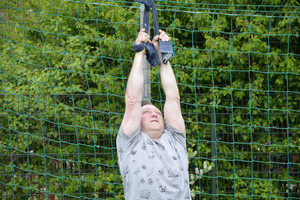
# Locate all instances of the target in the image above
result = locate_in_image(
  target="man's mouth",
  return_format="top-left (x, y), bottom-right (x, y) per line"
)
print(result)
top-left (151, 120), bottom-right (159, 123)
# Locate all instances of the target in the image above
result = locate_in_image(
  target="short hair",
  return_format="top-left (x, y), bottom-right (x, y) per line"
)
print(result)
top-left (141, 100), bottom-right (153, 107)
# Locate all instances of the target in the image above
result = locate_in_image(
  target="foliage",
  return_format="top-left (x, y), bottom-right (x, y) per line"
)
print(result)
top-left (0, 0), bottom-right (299, 199)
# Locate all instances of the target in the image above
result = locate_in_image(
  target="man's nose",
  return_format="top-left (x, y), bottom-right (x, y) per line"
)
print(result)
top-left (152, 111), bottom-right (157, 117)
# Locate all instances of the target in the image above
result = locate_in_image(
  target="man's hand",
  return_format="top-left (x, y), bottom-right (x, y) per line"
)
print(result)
top-left (135, 28), bottom-right (151, 45)
top-left (152, 30), bottom-right (171, 51)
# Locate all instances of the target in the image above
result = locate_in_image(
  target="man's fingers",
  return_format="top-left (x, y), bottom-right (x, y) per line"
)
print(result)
top-left (159, 31), bottom-right (166, 39)
top-left (158, 30), bottom-right (171, 41)
top-left (136, 30), bottom-right (150, 43)
top-left (144, 35), bottom-right (152, 43)
top-left (153, 35), bottom-right (159, 41)
top-left (139, 31), bottom-right (148, 37)
top-left (138, 29), bottom-right (148, 37)
top-left (137, 29), bottom-right (171, 43)
top-left (161, 35), bottom-right (169, 42)
top-left (162, 36), bottom-right (170, 42)
top-left (160, 34), bottom-right (170, 42)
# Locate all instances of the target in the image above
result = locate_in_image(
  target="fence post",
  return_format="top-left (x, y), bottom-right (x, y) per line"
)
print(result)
top-left (140, 4), bottom-right (151, 100)
top-left (210, 104), bottom-right (217, 200)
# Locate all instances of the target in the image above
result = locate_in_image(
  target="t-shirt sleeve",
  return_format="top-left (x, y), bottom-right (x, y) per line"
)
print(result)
top-left (116, 125), bottom-right (141, 152)
top-left (164, 122), bottom-right (187, 149)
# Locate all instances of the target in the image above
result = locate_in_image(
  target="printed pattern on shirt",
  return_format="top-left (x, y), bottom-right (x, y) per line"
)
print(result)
top-left (116, 124), bottom-right (191, 200)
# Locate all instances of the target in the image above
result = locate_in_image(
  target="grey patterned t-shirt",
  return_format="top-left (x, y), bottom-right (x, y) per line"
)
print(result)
top-left (117, 123), bottom-right (191, 200)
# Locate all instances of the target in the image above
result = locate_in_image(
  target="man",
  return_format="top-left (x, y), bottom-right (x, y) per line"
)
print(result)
top-left (117, 29), bottom-right (191, 200)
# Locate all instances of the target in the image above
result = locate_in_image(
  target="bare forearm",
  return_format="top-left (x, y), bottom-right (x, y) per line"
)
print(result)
top-left (159, 61), bottom-right (179, 99)
top-left (160, 58), bottom-right (185, 132)
top-left (126, 52), bottom-right (144, 100)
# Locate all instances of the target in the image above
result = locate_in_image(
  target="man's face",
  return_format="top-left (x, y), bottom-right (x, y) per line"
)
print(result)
top-left (141, 104), bottom-right (164, 137)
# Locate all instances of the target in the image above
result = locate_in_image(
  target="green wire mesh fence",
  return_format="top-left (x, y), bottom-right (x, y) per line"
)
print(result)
top-left (0, 0), bottom-right (299, 199)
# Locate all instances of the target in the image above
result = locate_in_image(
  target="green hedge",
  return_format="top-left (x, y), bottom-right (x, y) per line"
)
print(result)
top-left (0, 0), bottom-right (299, 199)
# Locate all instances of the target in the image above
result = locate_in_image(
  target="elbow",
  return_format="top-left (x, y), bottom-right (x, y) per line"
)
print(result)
top-left (125, 93), bottom-right (142, 105)
top-left (166, 93), bottom-right (180, 103)
top-left (166, 90), bottom-right (180, 101)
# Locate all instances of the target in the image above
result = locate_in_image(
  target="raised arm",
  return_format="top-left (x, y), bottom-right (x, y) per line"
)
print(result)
top-left (154, 30), bottom-right (185, 133)
top-left (160, 61), bottom-right (185, 133)
top-left (121, 29), bottom-right (150, 136)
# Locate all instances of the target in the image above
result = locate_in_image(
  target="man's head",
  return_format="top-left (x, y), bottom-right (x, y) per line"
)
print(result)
top-left (141, 100), bottom-right (164, 140)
